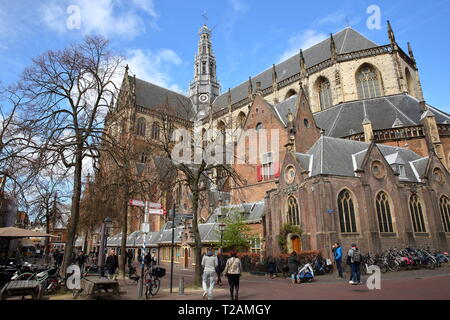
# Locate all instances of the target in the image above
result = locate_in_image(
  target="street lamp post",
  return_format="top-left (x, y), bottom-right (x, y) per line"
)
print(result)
top-left (169, 202), bottom-right (176, 294)
top-left (97, 217), bottom-right (113, 273)
top-left (135, 161), bottom-right (147, 299)
top-left (217, 212), bottom-right (226, 253)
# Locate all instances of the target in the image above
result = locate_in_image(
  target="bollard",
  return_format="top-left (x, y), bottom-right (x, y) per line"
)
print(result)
top-left (178, 276), bottom-right (185, 295)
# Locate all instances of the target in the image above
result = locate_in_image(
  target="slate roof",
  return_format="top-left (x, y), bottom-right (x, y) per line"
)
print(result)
top-left (298, 136), bottom-right (427, 182)
top-left (206, 201), bottom-right (265, 223)
top-left (212, 27), bottom-right (378, 112)
top-left (312, 94), bottom-right (450, 137)
top-left (131, 76), bottom-right (196, 120)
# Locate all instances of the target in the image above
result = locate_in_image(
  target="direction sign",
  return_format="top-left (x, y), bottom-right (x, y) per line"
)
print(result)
top-left (147, 202), bottom-right (162, 209)
top-left (129, 199), bottom-right (145, 207)
top-left (147, 208), bottom-right (166, 215)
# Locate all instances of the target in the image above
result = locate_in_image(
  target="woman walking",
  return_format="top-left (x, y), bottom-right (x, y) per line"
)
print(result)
top-left (223, 251), bottom-right (242, 300)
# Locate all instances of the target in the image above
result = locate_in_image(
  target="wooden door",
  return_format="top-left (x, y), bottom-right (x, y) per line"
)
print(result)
top-left (292, 236), bottom-right (301, 253)
top-left (184, 248), bottom-right (189, 268)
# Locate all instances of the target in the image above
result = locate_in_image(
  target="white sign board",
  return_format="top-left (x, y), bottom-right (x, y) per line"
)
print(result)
top-left (147, 202), bottom-right (162, 209)
top-left (146, 208), bottom-right (166, 215)
top-left (129, 199), bottom-right (145, 207)
top-left (141, 223), bottom-right (150, 233)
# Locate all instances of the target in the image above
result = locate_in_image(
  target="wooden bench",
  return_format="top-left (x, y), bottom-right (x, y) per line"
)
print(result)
top-left (80, 276), bottom-right (119, 298)
top-left (0, 280), bottom-right (42, 300)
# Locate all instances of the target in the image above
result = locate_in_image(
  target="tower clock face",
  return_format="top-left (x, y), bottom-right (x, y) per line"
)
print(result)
top-left (199, 94), bottom-right (209, 103)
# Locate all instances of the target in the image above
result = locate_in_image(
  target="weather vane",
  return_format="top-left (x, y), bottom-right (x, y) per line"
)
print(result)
top-left (202, 11), bottom-right (208, 25)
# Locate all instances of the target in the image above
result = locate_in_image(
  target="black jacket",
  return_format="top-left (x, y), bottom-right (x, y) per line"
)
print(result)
top-left (105, 255), bottom-right (118, 273)
top-left (287, 255), bottom-right (299, 273)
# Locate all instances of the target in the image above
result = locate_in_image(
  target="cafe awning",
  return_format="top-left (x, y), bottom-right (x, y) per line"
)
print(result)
top-left (0, 227), bottom-right (57, 239)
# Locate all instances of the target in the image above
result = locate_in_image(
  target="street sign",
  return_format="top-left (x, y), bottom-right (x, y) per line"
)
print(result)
top-left (141, 223), bottom-right (150, 233)
top-left (147, 202), bottom-right (162, 209)
top-left (129, 199), bottom-right (145, 207)
top-left (147, 208), bottom-right (166, 215)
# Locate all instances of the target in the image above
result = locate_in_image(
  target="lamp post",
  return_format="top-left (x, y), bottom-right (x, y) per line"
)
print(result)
top-left (217, 212), bottom-right (226, 253)
top-left (97, 217), bottom-right (113, 271)
top-left (169, 202), bottom-right (176, 294)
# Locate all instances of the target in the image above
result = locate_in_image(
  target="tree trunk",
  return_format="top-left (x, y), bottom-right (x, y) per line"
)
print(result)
top-left (60, 147), bottom-right (83, 278)
top-left (45, 208), bottom-right (50, 264)
top-left (191, 189), bottom-right (202, 287)
top-left (119, 197), bottom-right (129, 279)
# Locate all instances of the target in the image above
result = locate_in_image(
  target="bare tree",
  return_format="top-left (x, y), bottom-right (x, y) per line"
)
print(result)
top-left (14, 36), bottom-right (122, 276)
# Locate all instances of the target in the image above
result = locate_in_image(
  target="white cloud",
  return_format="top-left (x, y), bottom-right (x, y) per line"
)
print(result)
top-left (125, 49), bottom-right (184, 93)
top-left (39, 0), bottom-right (158, 39)
top-left (229, 0), bottom-right (249, 13)
top-left (278, 29), bottom-right (328, 62)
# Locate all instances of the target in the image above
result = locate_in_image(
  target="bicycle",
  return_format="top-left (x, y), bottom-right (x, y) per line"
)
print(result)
top-left (144, 266), bottom-right (165, 299)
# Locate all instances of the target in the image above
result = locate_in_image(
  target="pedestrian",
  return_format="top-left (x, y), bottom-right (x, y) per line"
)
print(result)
top-left (126, 250), bottom-right (133, 267)
top-left (266, 256), bottom-right (276, 279)
top-left (223, 251), bottom-right (242, 300)
top-left (77, 251), bottom-right (86, 274)
top-left (201, 248), bottom-right (218, 300)
top-left (144, 251), bottom-right (156, 269)
top-left (56, 250), bottom-right (64, 269)
top-left (216, 251), bottom-right (224, 286)
top-left (288, 251), bottom-right (299, 284)
top-left (13, 250), bottom-right (23, 265)
top-left (348, 243), bottom-right (362, 285)
top-left (52, 249), bottom-right (59, 267)
top-left (105, 249), bottom-right (118, 280)
top-left (333, 243), bottom-right (343, 278)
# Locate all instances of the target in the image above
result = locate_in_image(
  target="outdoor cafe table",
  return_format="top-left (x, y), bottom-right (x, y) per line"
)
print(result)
top-left (0, 280), bottom-right (42, 300)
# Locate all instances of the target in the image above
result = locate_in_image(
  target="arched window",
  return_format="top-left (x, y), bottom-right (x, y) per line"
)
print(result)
top-left (337, 190), bottom-right (357, 233)
top-left (375, 191), bottom-right (394, 233)
top-left (409, 194), bottom-right (426, 233)
top-left (356, 64), bottom-right (382, 99)
top-left (151, 122), bottom-right (160, 140)
top-left (287, 196), bottom-right (300, 225)
top-left (256, 122), bottom-right (263, 131)
top-left (237, 112), bottom-right (246, 129)
top-left (201, 128), bottom-right (207, 149)
top-left (316, 77), bottom-right (333, 109)
top-left (439, 196), bottom-right (450, 233)
top-left (285, 89), bottom-right (297, 100)
top-left (405, 68), bottom-right (415, 97)
top-left (136, 117), bottom-right (146, 136)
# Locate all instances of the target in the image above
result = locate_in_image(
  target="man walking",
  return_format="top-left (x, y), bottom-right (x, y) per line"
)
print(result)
top-left (201, 248), bottom-right (218, 300)
top-left (348, 243), bottom-right (362, 285)
top-left (105, 249), bottom-right (118, 280)
top-left (333, 243), bottom-right (343, 278)
top-left (77, 251), bottom-right (86, 275)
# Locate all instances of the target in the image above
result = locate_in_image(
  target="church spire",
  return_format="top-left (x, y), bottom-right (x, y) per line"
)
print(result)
top-left (387, 20), bottom-right (397, 49)
top-left (299, 49), bottom-right (307, 77)
top-left (189, 23), bottom-right (221, 117)
top-left (330, 33), bottom-right (337, 62)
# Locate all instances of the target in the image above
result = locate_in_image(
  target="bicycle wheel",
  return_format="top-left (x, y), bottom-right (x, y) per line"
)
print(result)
top-left (150, 277), bottom-right (160, 296)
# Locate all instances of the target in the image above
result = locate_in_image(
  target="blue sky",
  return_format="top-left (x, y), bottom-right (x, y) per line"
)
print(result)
top-left (1, 0), bottom-right (449, 113)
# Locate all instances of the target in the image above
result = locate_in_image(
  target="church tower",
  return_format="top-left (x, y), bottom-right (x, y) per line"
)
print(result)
top-left (189, 24), bottom-right (221, 118)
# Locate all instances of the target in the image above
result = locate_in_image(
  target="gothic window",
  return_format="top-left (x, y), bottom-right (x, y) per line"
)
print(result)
top-left (136, 117), bottom-right (146, 136)
top-left (337, 189), bottom-right (357, 233)
top-left (356, 64), bottom-right (382, 99)
top-left (287, 196), bottom-right (300, 226)
top-left (237, 112), bottom-right (246, 129)
top-left (210, 62), bottom-right (214, 76)
top-left (202, 44), bottom-right (206, 53)
top-left (256, 122), bottom-right (263, 131)
top-left (316, 77), bottom-right (333, 109)
top-left (409, 194), bottom-right (426, 233)
top-left (139, 153), bottom-right (148, 164)
top-left (405, 68), bottom-right (415, 97)
top-left (285, 89), bottom-right (297, 100)
top-left (439, 195), bottom-right (450, 233)
top-left (202, 61), bottom-right (206, 74)
top-left (151, 122), bottom-right (160, 140)
top-left (375, 191), bottom-right (394, 233)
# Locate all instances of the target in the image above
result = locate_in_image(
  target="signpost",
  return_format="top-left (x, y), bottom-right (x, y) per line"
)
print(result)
top-left (147, 208), bottom-right (166, 215)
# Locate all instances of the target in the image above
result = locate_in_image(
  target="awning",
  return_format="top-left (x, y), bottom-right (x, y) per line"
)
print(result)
top-left (0, 227), bottom-right (57, 238)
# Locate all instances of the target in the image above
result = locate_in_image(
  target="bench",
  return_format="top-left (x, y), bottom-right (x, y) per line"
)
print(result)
top-left (80, 276), bottom-right (119, 298)
top-left (0, 280), bottom-right (42, 300)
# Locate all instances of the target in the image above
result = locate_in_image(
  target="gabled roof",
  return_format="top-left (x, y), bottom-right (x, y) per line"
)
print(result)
top-left (300, 136), bottom-right (425, 182)
top-left (131, 76), bottom-right (196, 120)
top-left (212, 27), bottom-right (378, 112)
top-left (313, 94), bottom-right (450, 137)
top-left (206, 200), bottom-right (266, 224)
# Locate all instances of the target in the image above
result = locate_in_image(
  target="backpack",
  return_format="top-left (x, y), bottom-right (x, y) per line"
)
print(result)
top-left (352, 249), bottom-right (361, 263)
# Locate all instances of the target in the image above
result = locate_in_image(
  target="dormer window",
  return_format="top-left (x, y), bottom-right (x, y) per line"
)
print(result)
top-left (385, 152), bottom-right (407, 179)
top-left (392, 164), bottom-right (406, 178)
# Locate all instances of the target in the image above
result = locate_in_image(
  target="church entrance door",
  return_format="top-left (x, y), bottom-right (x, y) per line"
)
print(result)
top-left (292, 236), bottom-right (301, 253)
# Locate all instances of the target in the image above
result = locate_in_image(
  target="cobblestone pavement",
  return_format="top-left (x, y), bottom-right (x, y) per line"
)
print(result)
top-left (106, 263), bottom-right (450, 300)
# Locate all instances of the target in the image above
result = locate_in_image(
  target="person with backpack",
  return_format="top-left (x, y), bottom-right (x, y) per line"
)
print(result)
top-left (201, 248), bottom-right (218, 300)
top-left (215, 252), bottom-right (224, 286)
top-left (333, 243), bottom-right (343, 278)
top-left (348, 243), bottom-right (362, 285)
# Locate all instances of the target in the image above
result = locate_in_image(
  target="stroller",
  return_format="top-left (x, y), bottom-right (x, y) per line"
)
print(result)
top-left (295, 263), bottom-right (314, 283)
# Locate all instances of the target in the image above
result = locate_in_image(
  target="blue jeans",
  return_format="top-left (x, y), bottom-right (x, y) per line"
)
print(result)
top-left (351, 263), bottom-right (361, 283)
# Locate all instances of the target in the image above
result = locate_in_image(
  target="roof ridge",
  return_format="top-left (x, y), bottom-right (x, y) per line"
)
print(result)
top-left (132, 75), bottom-right (189, 98)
